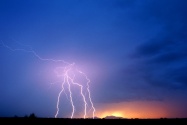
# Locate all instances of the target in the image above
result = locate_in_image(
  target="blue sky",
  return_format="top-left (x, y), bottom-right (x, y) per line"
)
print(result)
top-left (0, 0), bottom-right (187, 118)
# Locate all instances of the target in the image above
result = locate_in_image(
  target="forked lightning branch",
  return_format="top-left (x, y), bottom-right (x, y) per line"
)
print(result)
top-left (0, 41), bottom-right (96, 119)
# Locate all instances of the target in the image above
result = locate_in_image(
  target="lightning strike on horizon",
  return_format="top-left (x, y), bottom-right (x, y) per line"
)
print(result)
top-left (55, 76), bottom-right (66, 118)
top-left (64, 64), bottom-right (75, 119)
top-left (69, 74), bottom-right (87, 119)
top-left (78, 70), bottom-right (96, 119)
top-left (49, 80), bottom-right (70, 101)
top-left (0, 41), bottom-right (96, 119)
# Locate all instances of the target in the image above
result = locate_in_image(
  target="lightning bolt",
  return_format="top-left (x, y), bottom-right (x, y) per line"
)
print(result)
top-left (0, 41), bottom-right (96, 119)
top-left (68, 74), bottom-right (87, 119)
top-left (78, 70), bottom-right (96, 119)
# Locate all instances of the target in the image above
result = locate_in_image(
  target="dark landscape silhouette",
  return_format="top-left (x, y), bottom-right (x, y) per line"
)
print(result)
top-left (1, 113), bottom-right (187, 125)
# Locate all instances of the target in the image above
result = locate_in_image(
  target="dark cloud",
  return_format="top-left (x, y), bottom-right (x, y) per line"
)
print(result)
top-left (135, 39), bottom-right (173, 57)
top-left (134, 39), bottom-right (187, 90)
top-left (92, 0), bottom-right (187, 104)
top-left (95, 0), bottom-right (187, 103)
top-left (130, 0), bottom-right (187, 90)
top-left (149, 51), bottom-right (187, 64)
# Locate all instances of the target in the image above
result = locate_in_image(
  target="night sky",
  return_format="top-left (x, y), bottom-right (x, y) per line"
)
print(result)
top-left (0, 0), bottom-right (187, 118)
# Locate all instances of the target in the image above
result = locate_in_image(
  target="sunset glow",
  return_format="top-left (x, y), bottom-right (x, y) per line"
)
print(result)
top-left (111, 112), bottom-right (123, 117)
top-left (96, 100), bottom-right (187, 119)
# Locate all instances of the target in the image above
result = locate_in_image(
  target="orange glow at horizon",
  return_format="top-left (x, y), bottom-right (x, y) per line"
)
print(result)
top-left (95, 100), bottom-right (186, 119)
top-left (111, 112), bottom-right (123, 117)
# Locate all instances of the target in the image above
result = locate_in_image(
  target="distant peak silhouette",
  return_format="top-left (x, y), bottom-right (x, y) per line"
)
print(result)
top-left (104, 115), bottom-right (123, 119)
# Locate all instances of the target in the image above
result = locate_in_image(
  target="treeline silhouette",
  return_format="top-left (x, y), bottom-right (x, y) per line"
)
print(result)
top-left (14, 113), bottom-right (37, 118)
top-left (0, 114), bottom-right (187, 125)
